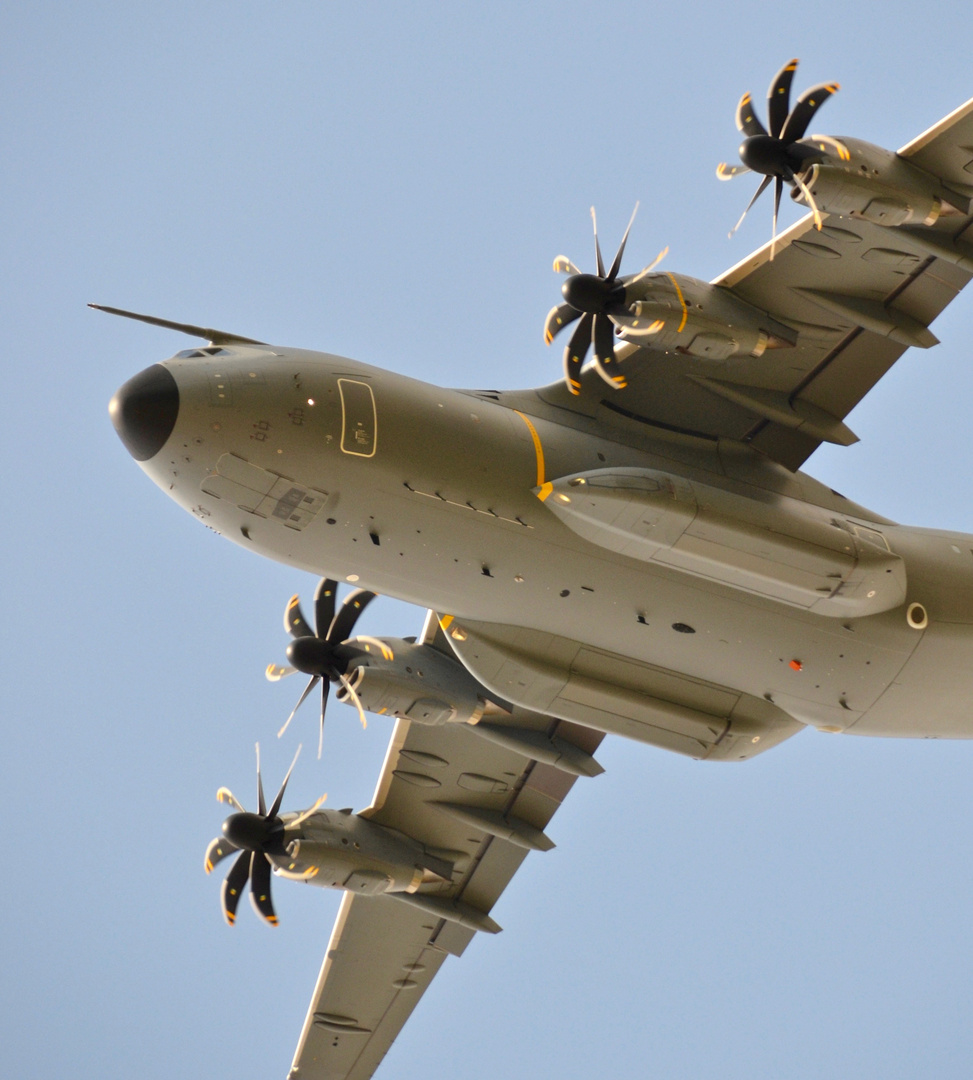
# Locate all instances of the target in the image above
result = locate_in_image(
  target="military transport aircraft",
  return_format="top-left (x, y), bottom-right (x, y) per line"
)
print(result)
top-left (100, 61), bottom-right (973, 1080)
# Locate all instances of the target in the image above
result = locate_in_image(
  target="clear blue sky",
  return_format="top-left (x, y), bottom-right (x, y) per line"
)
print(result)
top-left (4, 3), bottom-right (973, 1078)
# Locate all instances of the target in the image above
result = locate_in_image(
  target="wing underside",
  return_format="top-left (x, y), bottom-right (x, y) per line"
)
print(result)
top-left (289, 669), bottom-right (603, 1080)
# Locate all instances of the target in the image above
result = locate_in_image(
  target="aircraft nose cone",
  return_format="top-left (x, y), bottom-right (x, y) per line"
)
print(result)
top-left (108, 364), bottom-right (179, 461)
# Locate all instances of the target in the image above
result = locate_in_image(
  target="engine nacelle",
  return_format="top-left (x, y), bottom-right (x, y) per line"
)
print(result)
top-left (339, 639), bottom-right (485, 725)
top-left (277, 808), bottom-right (451, 893)
top-left (799, 163), bottom-right (939, 227)
top-left (615, 274), bottom-right (796, 360)
top-left (791, 137), bottom-right (969, 226)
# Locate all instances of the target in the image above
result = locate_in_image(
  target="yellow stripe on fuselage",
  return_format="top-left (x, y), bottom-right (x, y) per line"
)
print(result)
top-left (514, 410), bottom-right (546, 487)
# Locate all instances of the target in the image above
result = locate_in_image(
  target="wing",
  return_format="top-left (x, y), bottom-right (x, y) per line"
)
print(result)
top-left (714, 97), bottom-right (973, 471)
top-left (287, 892), bottom-right (450, 1080)
top-left (532, 98), bottom-right (973, 472)
top-left (288, 671), bottom-right (604, 1080)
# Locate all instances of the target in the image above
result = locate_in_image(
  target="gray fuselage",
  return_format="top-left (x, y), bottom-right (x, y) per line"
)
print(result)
top-left (120, 343), bottom-right (973, 746)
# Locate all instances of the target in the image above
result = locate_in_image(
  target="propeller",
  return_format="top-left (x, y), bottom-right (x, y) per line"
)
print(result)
top-left (717, 59), bottom-right (839, 254)
top-left (203, 744), bottom-right (325, 926)
top-left (266, 578), bottom-right (376, 756)
top-left (544, 204), bottom-right (667, 396)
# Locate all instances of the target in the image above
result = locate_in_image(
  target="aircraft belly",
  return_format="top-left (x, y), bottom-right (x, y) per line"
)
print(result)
top-left (287, 488), bottom-right (915, 737)
top-left (288, 486), bottom-right (973, 741)
top-left (177, 452), bottom-right (919, 737)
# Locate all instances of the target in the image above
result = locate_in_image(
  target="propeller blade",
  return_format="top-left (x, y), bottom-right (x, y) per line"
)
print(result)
top-left (337, 670), bottom-right (368, 729)
top-left (277, 675), bottom-right (320, 738)
top-left (221, 850), bottom-right (252, 925)
top-left (606, 202), bottom-right (639, 282)
top-left (627, 246), bottom-right (669, 286)
top-left (216, 787), bottom-right (246, 813)
top-left (590, 207), bottom-right (605, 278)
top-left (317, 680), bottom-right (331, 759)
top-left (327, 589), bottom-right (377, 645)
top-left (266, 663), bottom-right (297, 682)
top-left (544, 303), bottom-right (581, 345)
top-left (350, 635), bottom-right (395, 660)
top-left (729, 174), bottom-right (772, 237)
top-left (592, 314), bottom-right (625, 390)
top-left (267, 743), bottom-right (302, 820)
top-left (256, 743), bottom-right (266, 817)
top-left (289, 794), bottom-right (328, 829)
top-left (767, 58), bottom-right (799, 139)
top-left (249, 853), bottom-right (278, 926)
top-left (204, 836), bottom-right (239, 874)
top-left (563, 311), bottom-right (593, 396)
top-left (313, 579), bottom-right (337, 638)
top-left (771, 177), bottom-right (782, 260)
top-left (716, 162), bottom-right (751, 181)
top-left (553, 255), bottom-right (581, 275)
top-left (791, 168), bottom-right (824, 230)
top-left (808, 133), bottom-right (851, 161)
top-left (284, 595), bottom-right (313, 639)
top-left (780, 82), bottom-right (839, 143)
top-left (736, 92), bottom-right (768, 138)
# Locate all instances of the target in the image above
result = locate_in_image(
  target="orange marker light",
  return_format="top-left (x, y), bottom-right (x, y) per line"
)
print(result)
top-left (789, 659), bottom-right (803, 671)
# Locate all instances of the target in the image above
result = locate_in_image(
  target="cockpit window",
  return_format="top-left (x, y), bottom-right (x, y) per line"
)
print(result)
top-left (338, 379), bottom-right (377, 458)
top-left (175, 346), bottom-right (229, 359)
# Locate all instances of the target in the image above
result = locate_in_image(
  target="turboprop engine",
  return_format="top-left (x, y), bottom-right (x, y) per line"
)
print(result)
top-left (718, 58), bottom-right (973, 249)
top-left (341, 636), bottom-right (606, 777)
top-left (613, 273), bottom-right (797, 360)
top-left (339, 637), bottom-right (486, 725)
top-left (266, 580), bottom-right (607, 777)
top-left (205, 748), bottom-right (501, 934)
top-left (282, 810), bottom-right (500, 933)
top-left (791, 136), bottom-right (971, 227)
top-left (279, 807), bottom-right (453, 894)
